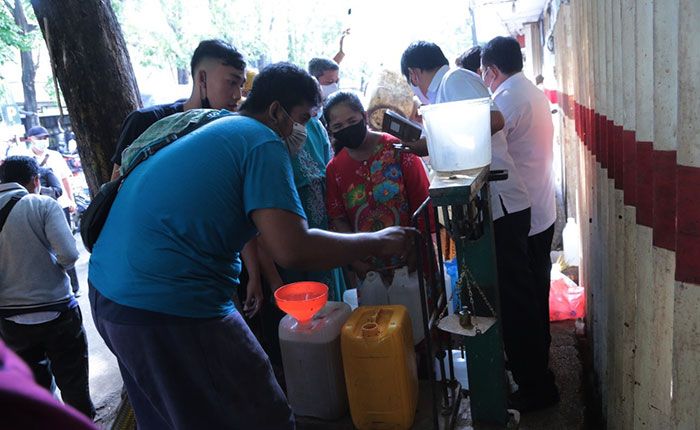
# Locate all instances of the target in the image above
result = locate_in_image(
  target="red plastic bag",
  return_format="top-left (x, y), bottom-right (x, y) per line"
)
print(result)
top-left (549, 268), bottom-right (585, 321)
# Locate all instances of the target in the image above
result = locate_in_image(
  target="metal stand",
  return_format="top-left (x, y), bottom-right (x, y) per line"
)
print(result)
top-left (414, 167), bottom-right (517, 429)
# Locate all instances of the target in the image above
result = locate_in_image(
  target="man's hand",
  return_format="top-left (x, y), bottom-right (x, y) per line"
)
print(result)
top-left (372, 226), bottom-right (419, 264)
top-left (243, 278), bottom-right (263, 318)
top-left (398, 137), bottom-right (429, 157)
top-left (68, 202), bottom-right (77, 213)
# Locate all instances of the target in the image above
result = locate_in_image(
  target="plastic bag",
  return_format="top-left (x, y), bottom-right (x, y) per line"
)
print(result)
top-left (549, 267), bottom-right (585, 321)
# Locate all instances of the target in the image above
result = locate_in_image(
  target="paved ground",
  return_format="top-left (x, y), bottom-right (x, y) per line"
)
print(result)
top-left (72, 237), bottom-right (123, 428)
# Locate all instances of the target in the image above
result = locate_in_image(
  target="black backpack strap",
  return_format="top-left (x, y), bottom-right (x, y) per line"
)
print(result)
top-left (0, 195), bottom-right (24, 234)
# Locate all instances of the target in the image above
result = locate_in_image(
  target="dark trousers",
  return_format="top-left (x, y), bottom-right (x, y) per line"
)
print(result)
top-left (528, 224), bottom-right (555, 352)
top-left (89, 286), bottom-right (294, 430)
top-left (494, 209), bottom-right (554, 392)
top-left (0, 306), bottom-right (95, 418)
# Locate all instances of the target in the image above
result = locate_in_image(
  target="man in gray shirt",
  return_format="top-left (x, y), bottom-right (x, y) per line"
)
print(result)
top-left (0, 155), bottom-right (95, 419)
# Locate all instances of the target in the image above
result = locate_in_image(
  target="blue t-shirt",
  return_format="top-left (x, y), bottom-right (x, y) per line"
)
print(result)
top-left (89, 115), bottom-right (305, 318)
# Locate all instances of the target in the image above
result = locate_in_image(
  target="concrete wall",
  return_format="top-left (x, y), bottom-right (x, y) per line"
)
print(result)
top-left (550, 1), bottom-right (700, 427)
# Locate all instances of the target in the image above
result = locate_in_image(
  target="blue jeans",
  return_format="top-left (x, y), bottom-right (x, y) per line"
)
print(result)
top-left (89, 285), bottom-right (294, 430)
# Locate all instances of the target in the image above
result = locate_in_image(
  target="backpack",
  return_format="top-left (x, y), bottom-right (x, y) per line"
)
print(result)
top-left (80, 109), bottom-right (234, 252)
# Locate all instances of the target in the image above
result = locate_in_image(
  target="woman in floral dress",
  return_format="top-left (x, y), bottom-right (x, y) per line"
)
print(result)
top-left (324, 91), bottom-right (430, 280)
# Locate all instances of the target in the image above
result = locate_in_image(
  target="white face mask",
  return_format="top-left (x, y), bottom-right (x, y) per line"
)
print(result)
top-left (32, 138), bottom-right (49, 152)
top-left (411, 85), bottom-right (430, 105)
top-left (482, 68), bottom-right (495, 94)
top-left (280, 107), bottom-right (307, 157)
top-left (320, 82), bottom-right (340, 100)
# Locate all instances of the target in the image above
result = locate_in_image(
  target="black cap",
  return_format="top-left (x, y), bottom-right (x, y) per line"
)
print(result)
top-left (26, 126), bottom-right (49, 138)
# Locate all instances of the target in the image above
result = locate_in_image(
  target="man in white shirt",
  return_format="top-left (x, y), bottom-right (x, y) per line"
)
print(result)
top-left (482, 36), bottom-right (558, 412)
top-left (400, 41), bottom-right (549, 412)
top-left (26, 126), bottom-right (81, 296)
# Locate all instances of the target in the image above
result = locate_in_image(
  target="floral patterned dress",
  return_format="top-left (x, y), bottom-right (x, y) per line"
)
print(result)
top-left (326, 133), bottom-right (430, 271)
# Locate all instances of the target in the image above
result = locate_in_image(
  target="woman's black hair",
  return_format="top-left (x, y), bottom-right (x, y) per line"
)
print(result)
top-left (239, 62), bottom-right (321, 113)
top-left (322, 91), bottom-right (365, 125)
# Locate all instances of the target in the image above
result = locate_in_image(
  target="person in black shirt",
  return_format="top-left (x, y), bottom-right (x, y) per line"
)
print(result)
top-left (110, 39), bottom-right (247, 178)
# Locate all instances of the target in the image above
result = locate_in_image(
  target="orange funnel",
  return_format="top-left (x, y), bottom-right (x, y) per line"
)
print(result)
top-left (275, 282), bottom-right (328, 324)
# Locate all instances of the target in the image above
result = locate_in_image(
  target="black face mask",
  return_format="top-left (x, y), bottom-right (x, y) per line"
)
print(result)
top-left (334, 119), bottom-right (367, 149)
top-left (201, 97), bottom-right (211, 109)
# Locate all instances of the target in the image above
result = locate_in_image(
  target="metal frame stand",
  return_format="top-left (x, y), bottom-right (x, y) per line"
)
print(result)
top-left (414, 167), bottom-right (517, 429)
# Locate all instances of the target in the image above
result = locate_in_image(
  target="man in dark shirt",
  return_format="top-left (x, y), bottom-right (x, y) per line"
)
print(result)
top-left (110, 39), bottom-right (246, 179)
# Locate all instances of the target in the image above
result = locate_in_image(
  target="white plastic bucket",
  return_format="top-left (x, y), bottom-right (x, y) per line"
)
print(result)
top-left (419, 98), bottom-right (492, 174)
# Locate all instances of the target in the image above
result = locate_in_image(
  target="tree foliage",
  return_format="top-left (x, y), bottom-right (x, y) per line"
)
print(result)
top-left (115, 0), bottom-right (345, 82)
top-left (0, 1), bottom-right (32, 64)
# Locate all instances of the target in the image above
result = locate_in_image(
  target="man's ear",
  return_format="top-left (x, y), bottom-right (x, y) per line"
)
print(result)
top-left (267, 101), bottom-right (281, 124)
top-left (197, 70), bottom-right (207, 95)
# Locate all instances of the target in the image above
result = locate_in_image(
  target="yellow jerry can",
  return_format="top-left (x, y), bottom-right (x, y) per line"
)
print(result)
top-left (341, 305), bottom-right (418, 429)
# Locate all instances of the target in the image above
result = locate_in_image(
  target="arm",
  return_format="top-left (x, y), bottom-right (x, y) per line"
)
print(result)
top-left (256, 239), bottom-right (284, 290)
top-left (61, 177), bottom-right (75, 211)
top-left (332, 28), bottom-right (350, 64)
top-left (253, 209), bottom-right (415, 271)
top-left (490, 110), bottom-right (505, 134)
top-left (43, 200), bottom-right (79, 269)
top-left (39, 168), bottom-right (63, 199)
top-left (330, 217), bottom-right (373, 278)
top-left (240, 239), bottom-right (263, 318)
top-left (111, 110), bottom-right (149, 177)
top-left (111, 165), bottom-right (122, 181)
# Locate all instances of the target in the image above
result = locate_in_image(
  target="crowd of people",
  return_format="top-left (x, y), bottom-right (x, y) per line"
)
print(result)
top-left (0, 32), bottom-right (557, 428)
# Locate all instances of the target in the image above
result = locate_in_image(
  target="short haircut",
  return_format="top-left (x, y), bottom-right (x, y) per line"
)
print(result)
top-left (239, 62), bottom-right (321, 113)
top-left (190, 39), bottom-right (246, 75)
top-left (0, 155), bottom-right (39, 186)
top-left (400, 41), bottom-right (449, 82)
top-left (457, 46), bottom-right (482, 73)
top-left (481, 36), bottom-right (523, 75)
top-left (308, 58), bottom-right (339, 79)
top-left (322, 91), bottom-right (365, 124)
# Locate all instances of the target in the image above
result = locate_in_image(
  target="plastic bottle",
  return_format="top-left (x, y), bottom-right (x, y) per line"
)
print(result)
top-left (387, 266), bottom-right (425, 344)
top-left (562, 217), bottom-right (581, 266)
top-left (279, 301), bottom-right (352, 420)
top-left (358, 271), bottom-right (388, 306)
top-left (341, 306), bottom-right (418, 429)
top-left (342, 288), bottom-right (358, 310)
top-left (443, 268), bottom-right (453, 315)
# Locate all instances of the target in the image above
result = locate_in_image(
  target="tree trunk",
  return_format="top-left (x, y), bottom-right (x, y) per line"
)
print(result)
top-left (177, 66), bottom-right (189, 85)
top-left (19, 49), bottom-right (38, 127)
top-left (10, 0), bottom-right (39, 129)
top-left (30, 0), bottom-right (141, 196)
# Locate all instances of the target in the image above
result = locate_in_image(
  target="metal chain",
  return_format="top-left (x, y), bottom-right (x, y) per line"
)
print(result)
top-left (463, 268), bottom-right (497, 318)
top-left (453, 265), bottom-right (497, 334)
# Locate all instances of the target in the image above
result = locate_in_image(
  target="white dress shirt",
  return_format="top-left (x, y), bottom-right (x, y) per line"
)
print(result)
top-left (37, 149), bottom-right (72, 209)
top-left (427, 66), bottom-right (531, 221)
top-left (492, 72), bottom-right (555, 236)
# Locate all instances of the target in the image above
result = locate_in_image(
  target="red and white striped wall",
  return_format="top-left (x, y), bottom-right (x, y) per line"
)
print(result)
top-left (551, 0), bottom-right (699, 427)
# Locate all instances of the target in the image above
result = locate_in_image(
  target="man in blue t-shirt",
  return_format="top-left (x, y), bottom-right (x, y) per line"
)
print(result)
top-left (88, 63), bottom-right (416, 429)
top-left (110, 39), bottom-right (247, 178)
